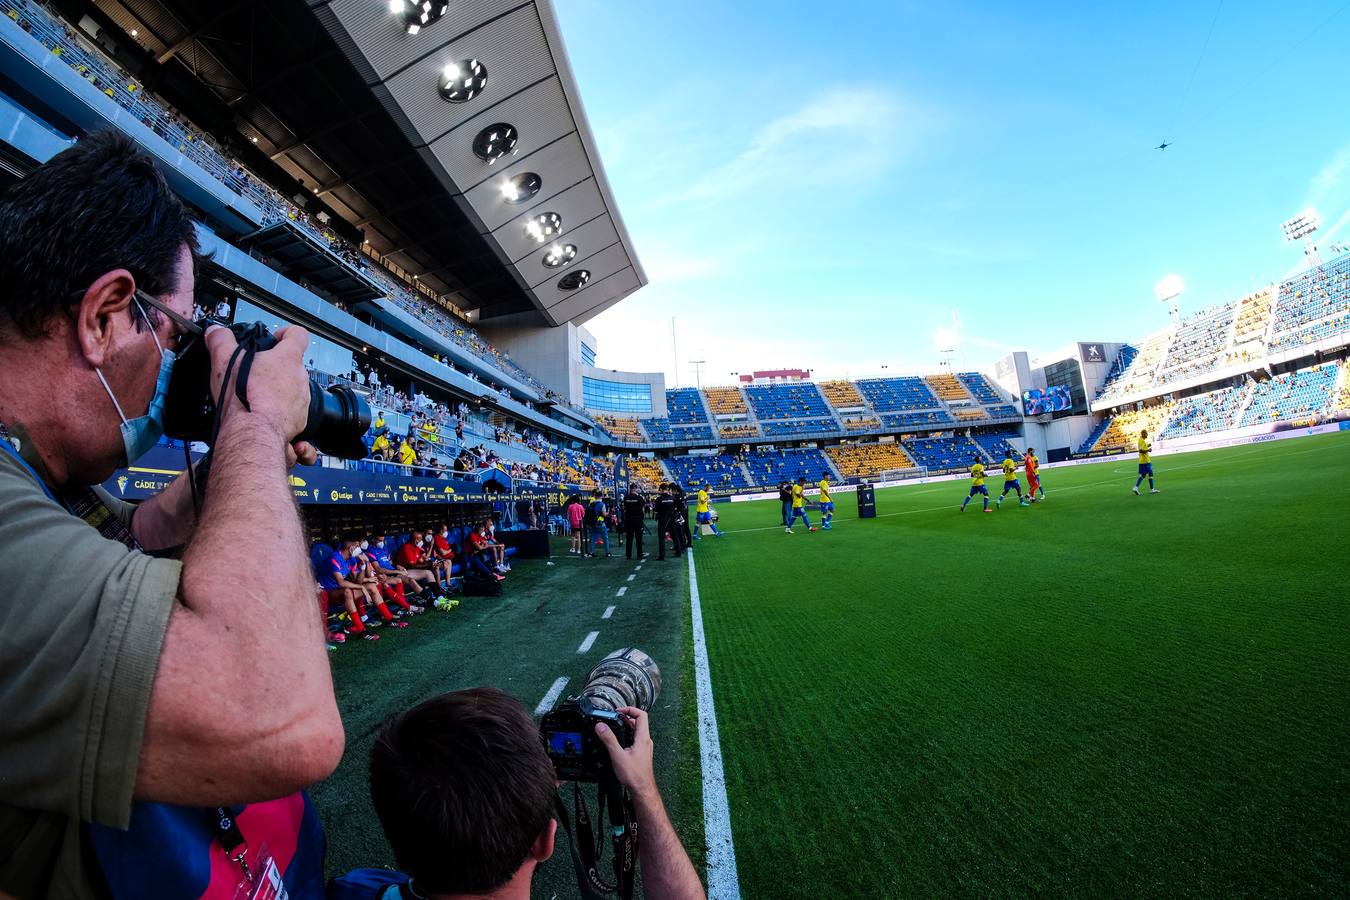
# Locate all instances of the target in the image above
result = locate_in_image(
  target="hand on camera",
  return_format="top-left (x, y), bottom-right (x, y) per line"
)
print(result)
top-left (205, 324), bottom-right (312, 442)
top-left (594, 707), bottom-right (658, 803)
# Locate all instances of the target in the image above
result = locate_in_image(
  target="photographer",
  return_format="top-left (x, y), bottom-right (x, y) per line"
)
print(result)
top-left (338, 687), bottom-right (704, 900)
top-left (0, 133), bottom-right (342, 896)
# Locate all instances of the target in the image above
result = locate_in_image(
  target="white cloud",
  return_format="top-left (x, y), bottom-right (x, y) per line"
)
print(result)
top-left (658, 86), bottom-right (927, 206)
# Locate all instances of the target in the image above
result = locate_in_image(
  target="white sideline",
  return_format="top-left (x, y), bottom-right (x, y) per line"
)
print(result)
top-left (534, 677), bottom-right (569, 716)
top-left (627, 573), bottom-right (637, 582)
top-left (687, 550), bottom-right (742, 898)
top-left (602, 605), bottom-right (616, 619)
top-left (616, 586), bottom-right (628, 597)
top-left (577, 630), bottom-right (599, 654)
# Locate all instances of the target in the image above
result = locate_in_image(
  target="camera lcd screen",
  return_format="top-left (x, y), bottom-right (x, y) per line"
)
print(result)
top-left (548, 732), bottom-right (585, 758)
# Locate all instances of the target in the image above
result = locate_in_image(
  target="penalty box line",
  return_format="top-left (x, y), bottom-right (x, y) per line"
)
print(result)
top-left (687, 549), bottom-right (742, 899)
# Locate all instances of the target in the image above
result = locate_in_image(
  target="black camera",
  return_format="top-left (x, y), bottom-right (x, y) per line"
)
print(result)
top-left (540, 648), bottom-right (662, 782)
top-left (163, 320), bottom-right (371, 460)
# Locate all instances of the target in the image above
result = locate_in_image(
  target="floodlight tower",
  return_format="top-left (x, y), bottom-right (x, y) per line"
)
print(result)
top-left (1154, 274), bottom-right (1184, 327)
top-left (934, 328), bottom-right (958, 371)
top-left (1281, 207), bottom-right (1321, 266)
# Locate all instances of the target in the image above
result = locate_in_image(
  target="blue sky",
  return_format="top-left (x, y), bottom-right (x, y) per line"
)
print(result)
top-left (555, 0), bottom-right (1350, 386)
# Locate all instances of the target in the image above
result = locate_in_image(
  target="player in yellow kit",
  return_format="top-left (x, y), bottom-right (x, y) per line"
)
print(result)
top-left (1133, 429), bottom-right (1160, 495)
top-left (996, 451), bottom-right (1029, 508)
top-left (960, 455), bottom-right (992, 512)
top-left (818, 471), bottom-right (835, 530)
top-left (693, 482), bottom-right (723, 539)
top-left (785, 477), bottom-right (816, 533)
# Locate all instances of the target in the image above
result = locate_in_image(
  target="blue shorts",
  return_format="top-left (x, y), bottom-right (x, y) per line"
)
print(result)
top-left (820, 501), bottom-right (834, 512)
top-left (696, 511), bottom-right (712, 524)
top-left (1003, 479), bottom-right (1021, 491)
top-left (1138, 463), bottom-right (1153, 476)
top-left (969, 485), bottom-right (988, 497)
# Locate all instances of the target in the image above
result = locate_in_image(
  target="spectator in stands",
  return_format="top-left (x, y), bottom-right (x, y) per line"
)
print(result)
top-left (337, 688), bottom-right (704, 900)
top-left (397, 434), bottom-right (417, 469)
top-left (566, 494), bottom-right (588, 556)
top-left (0, 131), bottom-right (344, 896)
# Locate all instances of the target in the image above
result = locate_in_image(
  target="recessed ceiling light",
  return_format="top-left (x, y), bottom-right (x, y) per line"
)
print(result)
top-left (130, 28), bottom-right (138, 36)
top-left (525, 211), bottom-right (562, 243)
top-left (473, 123), bottom-right (519, 163)
top-left (392, 0), bottom-right (448, 34)
top-left (249, 135), bottom-right (258, 143)
top-left (542, 244), bottom-right (577, 268)
top-left (500, 172), bottom-right (541, 204)
top-left (439, 58), bottom-right (487, 103)
top-left (557, 270), bottom-right (591, 291)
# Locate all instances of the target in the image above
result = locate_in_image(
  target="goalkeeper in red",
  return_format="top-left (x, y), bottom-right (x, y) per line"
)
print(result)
top-left (1024, 447), bottom-right (1044, 502)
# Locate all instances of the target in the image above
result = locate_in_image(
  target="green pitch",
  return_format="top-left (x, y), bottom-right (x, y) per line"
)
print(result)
top-left (695, 432), bottom-right (1350, 897)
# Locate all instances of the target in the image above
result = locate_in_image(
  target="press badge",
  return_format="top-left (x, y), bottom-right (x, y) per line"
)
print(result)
top-left (231, 842), bottom-right (289, 900)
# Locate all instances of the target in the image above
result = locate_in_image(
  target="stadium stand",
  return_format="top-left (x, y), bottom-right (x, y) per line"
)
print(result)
top-left (1098, 332), bottom-right (1171, 402)
top-left (1161, 383), bottom-right (1249, 439)
top-left (972, 431), bottom-right (1022, 462)
top-left (596, 415), bottom-right (641, 441)
top-left (1270, 255), bottom-right (1350, 351)
top-left (719, 423), bottom-right (760, 440)
top-left (760, 418), bottom-right (836, 437)
top-left (1239, 363), bottom-right (1340, 426)
top-left (1088, 404), bottom-right (1173, 454)
top-left (985, 404), bottom-right (1020, 419)
top-left (952, 408), bottom-right (988, 422)
top-left (903, 435), bottom-right (983, 471)
top-left (625, 456), bottom-right (667, 488)
top-left (744, 447), bottom-right (835, 486)
top-left (842, 416), bottom-right (882, 431)
top-left (1231, 289), bottom-right (1274, 345)
top-left (1156, 303), bottom-right (1235, 385)
top-left (819, 379), bottom-right (865, 408)
top-left (665, 388), bottom-right (709, 424)
top-left (826, 442), bottom-right (914, 479)
top-left (925, 373), bottom-right (972, 403)
top-left (642, 418), bottom-right (715, 442)
top-left (858, 377), bottom-right (939, 412)
top-left (1078, 417), bottom-right (1113, 453)
top-left (880, 410), bottom-right (953, 430)
top-left (745, 383), bottom-right (832, 420)
top-left (1095, 344), bottom-right (1138, 398)
top-left (958, 372), bottom-right (1004, 405)
top-left (705, 386), bottom-right (748, 415)
top-left (664, 454), bottom-right (749, 493)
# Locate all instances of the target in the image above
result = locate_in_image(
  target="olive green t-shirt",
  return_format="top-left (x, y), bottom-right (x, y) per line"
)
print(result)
top-left (0, 449), bottom-right (181, 899)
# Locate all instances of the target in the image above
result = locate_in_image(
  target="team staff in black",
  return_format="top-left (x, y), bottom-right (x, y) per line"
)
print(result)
top-left (671, 484), bottom-right (694, 550)
top-left (654, 483), bottom-right (682, 561)
top-left (621, 482), bottom-right (647, 560)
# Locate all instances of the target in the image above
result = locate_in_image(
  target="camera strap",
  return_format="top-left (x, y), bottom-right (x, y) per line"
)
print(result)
top-left (556, 783), bottom-right (638, 900)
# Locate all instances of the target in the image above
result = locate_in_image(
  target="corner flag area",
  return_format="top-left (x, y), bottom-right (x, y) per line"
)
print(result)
top-left (319, 432), bottom-right (1348, 898)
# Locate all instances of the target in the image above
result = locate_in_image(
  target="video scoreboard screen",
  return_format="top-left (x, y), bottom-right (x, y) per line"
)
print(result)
top-left (1022, 385), bottom-right (1073, 416)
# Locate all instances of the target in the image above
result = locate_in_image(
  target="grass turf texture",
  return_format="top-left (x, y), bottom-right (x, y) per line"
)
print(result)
top-left (695, 433), bottom-right (1350, 897)
top-left (311, 534), bottom-right (704, 898)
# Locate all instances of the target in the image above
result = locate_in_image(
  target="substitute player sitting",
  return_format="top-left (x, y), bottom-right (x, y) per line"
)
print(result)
top-left (818, 471), bottom-right (835, 530)
top-left (1133, 429), bottom-right (1160, 495)
top-left (1024, 447), bottom-right (1044, 502)
top-left (960, 455), bottom-right (992, 512)
top-left (693, 482), bottom-right (723, 539)
top-left (997, 451), bottom-right (1030, 508)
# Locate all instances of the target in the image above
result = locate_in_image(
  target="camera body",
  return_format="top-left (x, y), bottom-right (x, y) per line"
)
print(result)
top-left (162, 319), bottom-right (371, 459)
top-left (540, 695), bottom-right (634, 782)
top-left (539, 648), bottom-right (661, 783)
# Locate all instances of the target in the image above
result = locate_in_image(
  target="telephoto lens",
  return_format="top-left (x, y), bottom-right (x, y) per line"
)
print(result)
top-left (580, 648), bottom-right (662, 713)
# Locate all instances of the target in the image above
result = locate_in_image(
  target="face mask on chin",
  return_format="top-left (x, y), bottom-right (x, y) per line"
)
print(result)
top-left (94, 298), bottom-right (174, 467)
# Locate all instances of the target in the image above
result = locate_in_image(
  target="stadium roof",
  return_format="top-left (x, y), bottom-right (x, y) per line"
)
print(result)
top-left (87, 0), bottom-right (645, 326)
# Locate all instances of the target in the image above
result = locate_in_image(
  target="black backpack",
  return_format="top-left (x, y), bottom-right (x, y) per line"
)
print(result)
top-left (462, 574), bottom-right (503, 597)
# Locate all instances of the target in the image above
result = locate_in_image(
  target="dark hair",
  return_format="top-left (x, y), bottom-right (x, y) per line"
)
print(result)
top-left (0, 130), bottom-right (198, 340)
top-left (369, 688), bottom-right (556, 894)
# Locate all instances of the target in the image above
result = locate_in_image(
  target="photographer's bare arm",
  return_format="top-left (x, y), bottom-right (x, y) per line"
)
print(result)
top-left (138, 322), bottom-right (343, 803)
top-left (595, 708), bottom-right (706, 900)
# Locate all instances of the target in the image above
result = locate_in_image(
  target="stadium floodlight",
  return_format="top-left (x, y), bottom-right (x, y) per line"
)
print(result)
top-left (525, 211), bottom-right (562, 243)
top-left (391, 0), bottom-right (449, 35)
top-left (473, 123), bottom-right (519, 164)
top-left (1153, 274), bottom-right (1184, 302)
top-left (500, 172), bottom-right (541, 204)
top-left (1281, 208), bottom-right (1320, 242)
top-left (438, 58), bottom-right (487, 103)
top-left (557, 269), bottom-right (591, 291)
top-left (542, 243), bottom-right (577, 268)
